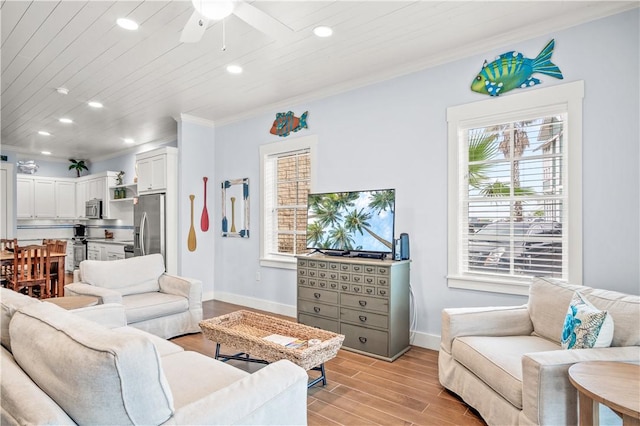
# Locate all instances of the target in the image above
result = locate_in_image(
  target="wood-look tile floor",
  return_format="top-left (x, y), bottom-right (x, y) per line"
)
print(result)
top-left (171, 300), bottom-right (486, 426)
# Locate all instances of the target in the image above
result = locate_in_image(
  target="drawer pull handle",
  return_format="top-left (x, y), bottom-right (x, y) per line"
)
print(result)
top-left (359, 315), bottom-right (367, 322)
top-left (314, 307), bottom-right (320, 313)
top-left (342, 285), bottom-right (348, 290)
top-left (366, 289), bottom-right (373, 294)
top-left (354, 287), bottom-right (360, 293)
top-left (314, 292), bottom-right (321, 299)
top-left (359, 300), bottom-right (367, 307)
top-left (379, 290), bottom-right (386, 296)
top-left (359, 337), bottom-right (367, 344)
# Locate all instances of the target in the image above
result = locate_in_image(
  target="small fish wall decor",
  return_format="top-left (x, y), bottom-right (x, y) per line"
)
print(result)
top-left (471, 39), bottom-right (563, 96)
top-left (270, 111), bottom-right (308, 137)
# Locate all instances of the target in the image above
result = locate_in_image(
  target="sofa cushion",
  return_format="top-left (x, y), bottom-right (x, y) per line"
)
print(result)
top-left (122, 291), bottom-right (189, 323)
top-left (80, 253), bottom-right (165, 296)
top-left (580, 287), bottom-right (640, 347)
top-left (1, 346), bottom-right (75, 425)
top-left (561, 292), bottom-right (613, 349)
top-left (161, 351), bottom-right (250, 409)
top-left (10, 302), bottom-right (175, 425)
top-left (452, 335), bottom-right (559, 409)
top-left (0, 288), bottom-right (40, 352)
top-left (528, 277), bottom-right (585, 343)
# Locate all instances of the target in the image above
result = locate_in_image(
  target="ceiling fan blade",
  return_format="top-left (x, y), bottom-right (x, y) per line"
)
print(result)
top-left (233, 1), bottom-right (293, 40)
top-left (180, 11), bottom-right (209, 43)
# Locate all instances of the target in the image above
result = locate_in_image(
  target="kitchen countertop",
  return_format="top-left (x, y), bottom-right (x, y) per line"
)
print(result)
top-left (85, 239), bottom-right (133, 245)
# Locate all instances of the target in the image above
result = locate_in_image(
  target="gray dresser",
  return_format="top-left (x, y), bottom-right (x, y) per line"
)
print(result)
top-left (296, 255), bottom-right (410, 361)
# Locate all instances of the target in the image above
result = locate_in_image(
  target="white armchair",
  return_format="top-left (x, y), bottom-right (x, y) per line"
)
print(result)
top-left (439, 278), bottom-right (640, 426)
top-left (65, 254), bottom-right (203, 339)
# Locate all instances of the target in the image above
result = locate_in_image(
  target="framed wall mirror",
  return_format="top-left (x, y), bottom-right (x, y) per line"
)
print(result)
top-left (221, 178), bottom-right (249, 238)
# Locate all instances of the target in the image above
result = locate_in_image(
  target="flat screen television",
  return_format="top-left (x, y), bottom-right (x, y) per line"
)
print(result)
top-left (306, 188), bottom-right (395, 256)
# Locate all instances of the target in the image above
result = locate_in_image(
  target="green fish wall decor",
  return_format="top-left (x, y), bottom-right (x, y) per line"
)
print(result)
top-left (471, 39), bottom-right (563, 96)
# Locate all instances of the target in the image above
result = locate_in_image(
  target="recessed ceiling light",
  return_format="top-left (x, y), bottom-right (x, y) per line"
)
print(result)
top-left (56, 87), bottom-right (69, 95)
top-left (88, 101), bottom-right (103, 108)
top-left (313, 26), bottom-right (333, 37)
top-left (226, 64), bottom-right (243, 74)
top-left (124, 138), bottom-right (135, 144)
top-left (38, 131), bottom-right (51, 136)
top-left (41, 151), bottom-right (52, 155)
top-left (59, 118), bottom-right (73, 124)
top-left (117, 18), bottom-right (139, 31)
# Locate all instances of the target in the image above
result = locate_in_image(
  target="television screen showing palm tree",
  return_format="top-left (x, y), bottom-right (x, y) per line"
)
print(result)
top-left (306, 189), bottom-right (395, 254)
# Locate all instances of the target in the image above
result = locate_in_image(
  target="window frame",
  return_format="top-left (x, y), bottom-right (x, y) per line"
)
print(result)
top-left (447, 81), bottom-right (584, 295)
top-left (259, 135), bottom-right (317, 269)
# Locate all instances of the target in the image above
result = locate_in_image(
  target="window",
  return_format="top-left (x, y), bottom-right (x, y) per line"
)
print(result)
top-left (447, 81), bottom-right (584, 295)
top-left (260, 135), bottom-right (317, 269)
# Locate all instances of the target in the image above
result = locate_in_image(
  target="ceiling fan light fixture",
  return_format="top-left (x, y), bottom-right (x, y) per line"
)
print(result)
top-left (193, 0), bottom-right (234, 20)
top-left (313, 26), bottom-right (333, 38)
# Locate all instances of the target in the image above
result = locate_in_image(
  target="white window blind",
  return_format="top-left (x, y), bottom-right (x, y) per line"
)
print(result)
top-left (447, 81), bottom-right (583, 294)
top-left (260, 135), bottom-right (317, 268)
top-left (463, 114), bottom-right (566, 279)
top-left (264, 149), bottom-right (310, 257)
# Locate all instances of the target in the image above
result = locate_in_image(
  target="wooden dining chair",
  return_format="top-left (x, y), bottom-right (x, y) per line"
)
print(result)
top-left (43, 239), bottom-right (67, 297)
top-left (1, 238), bottom-right (17, 288)
top-left (7, 244), bottom-right (51, 299)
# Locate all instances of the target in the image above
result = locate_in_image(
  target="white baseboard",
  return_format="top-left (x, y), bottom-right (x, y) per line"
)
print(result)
top-left (210, 292), bottom-right (441, 352)
top-left (213, 292), bottom-right (297, 318)
top-left (410, 330), bottom-right (441, 351)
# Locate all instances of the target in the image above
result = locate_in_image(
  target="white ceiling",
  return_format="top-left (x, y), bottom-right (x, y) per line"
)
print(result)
top-left (1, 1), bottom-right (637, 161)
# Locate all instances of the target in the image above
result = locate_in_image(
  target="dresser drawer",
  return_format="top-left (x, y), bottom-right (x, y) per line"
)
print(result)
top-left (299, 287), bottom-right (338, 304)
top-left (351, 274), bottom-right (364, 284)
top-left (298, 259), bottom-right (309, 268)
top-left (299, 313), bottom-right (339, 333)
top-left (363, 275), bottom-right (376, 285)
top-left (298, 300), bottom-right (339, 319)
top-left (341, 323), bottom-right (388, 357)
top-left (341, 293), bottom-right (388, 313)
top-left (340, 308), bottom-right (388, 329)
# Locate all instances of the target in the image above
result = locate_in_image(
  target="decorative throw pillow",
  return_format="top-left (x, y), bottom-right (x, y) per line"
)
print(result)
top-left (561, 291), bottom-right (614, 349)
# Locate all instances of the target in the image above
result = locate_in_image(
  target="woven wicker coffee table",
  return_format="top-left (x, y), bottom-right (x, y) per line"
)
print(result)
top-left (200, 310), bottom-right (344, 388)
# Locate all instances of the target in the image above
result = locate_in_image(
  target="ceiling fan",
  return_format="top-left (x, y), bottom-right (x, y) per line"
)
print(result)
top-left (181, 0), bottom-right (293, 43)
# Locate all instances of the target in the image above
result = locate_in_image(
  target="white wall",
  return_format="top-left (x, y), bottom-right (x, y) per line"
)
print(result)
top-left (209, 10), bottom-right (639, 347)
top-left (177, 116), bottom-right (216, 300)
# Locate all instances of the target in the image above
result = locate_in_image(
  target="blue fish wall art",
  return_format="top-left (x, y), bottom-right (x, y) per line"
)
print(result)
top-left (270, 111), bottom-right (308, 137)
top-left (471, 39), bottom-right (563, 96)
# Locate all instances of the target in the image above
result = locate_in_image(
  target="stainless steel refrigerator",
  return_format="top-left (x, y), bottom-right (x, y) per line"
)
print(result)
top-left (134, 193), bottom-right (165, 260)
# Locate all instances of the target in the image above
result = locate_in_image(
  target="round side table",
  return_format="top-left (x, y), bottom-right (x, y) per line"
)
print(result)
top-left (569, 361), bottom-right (640, 426)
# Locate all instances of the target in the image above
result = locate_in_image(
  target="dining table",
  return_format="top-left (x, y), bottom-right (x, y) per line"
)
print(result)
top-left (1, 249), bottom-right (67, 298)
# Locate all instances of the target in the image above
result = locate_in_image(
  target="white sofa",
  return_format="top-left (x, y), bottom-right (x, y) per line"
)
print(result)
top-left (66, 254), bottom-right (202, 339)
top-left (0, 288), bottom-right (308, 425)
top-left (439, 277), bottom-right (640, 426)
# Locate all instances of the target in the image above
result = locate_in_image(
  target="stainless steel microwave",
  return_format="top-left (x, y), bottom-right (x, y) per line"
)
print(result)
top-left (85, 199), bottom-right (102, 219)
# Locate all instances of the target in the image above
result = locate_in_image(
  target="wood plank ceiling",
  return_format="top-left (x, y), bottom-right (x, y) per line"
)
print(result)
top-left (1, 1), bottom-right (637, 160)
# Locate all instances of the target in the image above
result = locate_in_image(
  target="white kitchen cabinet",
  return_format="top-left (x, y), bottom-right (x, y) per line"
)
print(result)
top-left (1, 163), bottom-right (15, 238)
top-left (136, 147), bottom-right (176, 193)
top-left (76, 172), bottom-right (117, 219)
top-left (55, 181), bottom-right (76, 218)
top-left (76, 180), bottom-right (87, 218)
top-left (33, 179), bottom-right (56, 218)
top-left (16, 177), bottom-right (34, 219)
top-left (87, 242), bottom-right (125, 261)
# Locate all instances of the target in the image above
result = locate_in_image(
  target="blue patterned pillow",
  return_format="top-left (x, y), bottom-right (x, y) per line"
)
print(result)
top-left (561, 292), bottom-right (614, 349)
